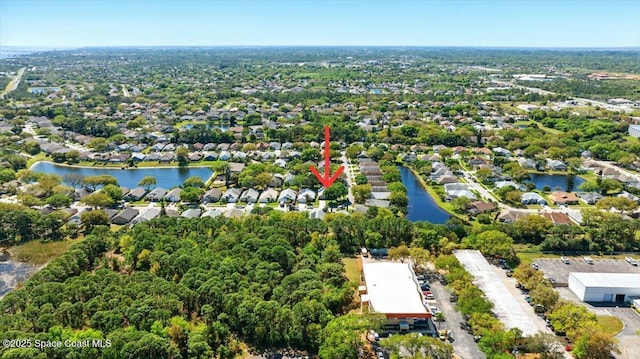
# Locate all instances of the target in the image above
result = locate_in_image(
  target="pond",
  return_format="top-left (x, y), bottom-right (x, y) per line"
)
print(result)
top-left (527, 173), bottom-right (585, 192)
top-left (0, 250), bottom-right (39, 299)
top-left (30, 162), bottom-right (213, 189)
top-left (399, 166), bottom-right (451, 224)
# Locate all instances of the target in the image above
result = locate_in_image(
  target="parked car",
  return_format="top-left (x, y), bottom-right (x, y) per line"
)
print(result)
top-left (425, 293), bottom-right (435, 300)
top-left (626, 256), bottom-right (638, 266)
top-left (560, 256), bottom-right (570, 264)
top-left (449, 293), bottom-right (458, 302)
top-left (530, 262), bottom-right (539, 270)
top-left (583, 256), bottom-right (593, 264)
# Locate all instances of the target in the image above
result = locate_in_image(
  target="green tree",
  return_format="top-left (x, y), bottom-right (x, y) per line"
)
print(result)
top-left (81, 192), bottom-right (114, 208)
top-left (184, 176), bottom-right (205, 188)
top-left (138, 176), bottom-right (157, 191)
top-left (352, 184), bottom-right (371, 204)
top-left (318, 314), bottom-right (384, 359)
top-left (83, 175), bottom-right (118, 191)
top-left (102, 184), bottom-right (123, 202)
top-left (0, 168), bottom-right (16, 183)
top-left (46, 193), bottom-right (72, 208)
top-left (180, 187), bottom-right (203, 203)
top-left (80, 209), bottom-right (109, 231)
top-left (451, 196), bottom-right (471, 213)
top-left (324, 182), bottom-right (348, 201)
top-left (388, 245), bottom-right (411, 263)
top-left (573, 330), bottom-right (620, 359)
top-left (176, 146), bottom-right (189, 167)
top-left (465, 230), bottom-right (514, 258)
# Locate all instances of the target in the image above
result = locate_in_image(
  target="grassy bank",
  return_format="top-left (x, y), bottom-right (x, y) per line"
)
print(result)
top-left (7, 239), bottom-right (76, 265)
top-left (405, 166), bottom-right (468, 222)
top-left (342, 257), bottom-right (362, 286)
top-left (596, 316), bottom-right (624, 336)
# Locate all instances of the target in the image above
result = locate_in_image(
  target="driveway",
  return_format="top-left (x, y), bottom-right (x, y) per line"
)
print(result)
top-left (429, 281), bottom-right (485, 359)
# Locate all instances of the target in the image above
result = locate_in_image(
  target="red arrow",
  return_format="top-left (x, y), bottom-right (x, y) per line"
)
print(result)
top-left (310, 126), bottom-right (345, 188)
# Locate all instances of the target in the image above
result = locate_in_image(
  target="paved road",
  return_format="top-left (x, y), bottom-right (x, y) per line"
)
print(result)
top-left (340, 151), bottom-right (356, 205)
top-left (429, 281), bottom-right (485, 359)
top-left (1, 67), bottom-right (25, 98)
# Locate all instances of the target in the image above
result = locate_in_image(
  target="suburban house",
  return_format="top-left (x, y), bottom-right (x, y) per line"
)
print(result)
top-left (547, 159), bottom-right (568, 171)
top-left (517, 157), bottom-right (537, 169)
top-left (521, 192), bottom-right (547, 205)
top-left (221, 188), bottom-right (242, 203)
top-left (578, 192), bottom-right (603, 205)
top-left (201, 208), bottom-right (224, 218)
top-left (542, 212), bottom-right (573, 225)
top-left (181, 208), bottom-right (202, 219)
top-left (493, 147), bottom-right (512, 157)
top-left (111, 208), bottom-right (140, 225)
top-left (298, 188), bottom-right (316, 203)
top-left (164, 188), bottom-right (183, 202)
top-left (72, 187), bottom-right (93, 201)
top-left (130, 208), bottom-right (161, 225)
top-left (202, 188), bottom-right (222, 203)
top-left (497, 209), bottom-right (530, 223)
top-left (279, 188), bottom-right (297, 203)
top-left (259, 188), bottom-right (279, 203)
top-left (145, 187), bottom-right (168, 202)
top-left (125, 187), bottom-right (147, 201)
top-left (550, 191), bottom-right (579, 205)
top-left (468, 201), bottom-right (496, 215)
top-left (240, 188), bottom-right (260, 203)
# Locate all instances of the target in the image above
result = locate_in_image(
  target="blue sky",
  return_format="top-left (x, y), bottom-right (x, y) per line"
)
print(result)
top-left (1, 0), bottom-right (638, 48)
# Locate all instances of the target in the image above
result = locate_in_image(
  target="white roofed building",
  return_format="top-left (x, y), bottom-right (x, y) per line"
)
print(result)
top-left (360, 261), bottom-right (433, 333)
top-left (568, 272), bottom-right (640, 302)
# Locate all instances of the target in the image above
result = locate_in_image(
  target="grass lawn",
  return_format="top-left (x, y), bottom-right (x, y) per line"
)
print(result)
top-left (8, 239), bottom-right (76, 265)
top-left (342, 257), bottom-right (362, 286)
top-left (26, 152), bottom-right (47, 167)
top-left (597, 316), bottom-right (624, 336)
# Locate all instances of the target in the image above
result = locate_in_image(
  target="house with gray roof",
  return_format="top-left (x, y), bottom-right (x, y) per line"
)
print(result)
top-left (131, 208), bottom-right (160, 225)
top-left (297, 189), bottom-right (316, 203)
top-left (259, 188), bottom-right (279, 203)
top-left (181, 208), bottom-right (202, 219)
top-left (202, 188), bottom-right (222, 203)
top-left (578, 192), bottom-right (603, 205)
top-left (145, 187), bottom-right (167, 202)
top-left (111, 208), bottom-right (140, 225)
top-left (279, 188), bottom-right (297, 203)
top-left (240, 188), bottom-right (259, 203)
top-left (222, 188), bottom-right (242, 203)
top-left (125, 187), bottom-right (147, 201)
top-left (201, 208), bottom-right (224, 218)
top-left (521, 192), bottom-right (547, 205)
top-left (164, 188), bottom-right (183, 202)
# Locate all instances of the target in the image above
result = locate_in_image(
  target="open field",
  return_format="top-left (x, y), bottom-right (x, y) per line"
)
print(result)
top-left (342, 257), bottom-right (362, 285)
top-left (7, 239), bottom-right (76, 265)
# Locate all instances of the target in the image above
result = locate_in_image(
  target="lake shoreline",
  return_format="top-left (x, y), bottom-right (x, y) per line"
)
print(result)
top-left (29, 160), bottom-right (214, 171)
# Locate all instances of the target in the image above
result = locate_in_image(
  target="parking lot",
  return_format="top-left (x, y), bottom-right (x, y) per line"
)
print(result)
top-left (534, 257), bottom-right (640, 285)
top-left (455, 250), bottom-right (550, 336)
top-left (428, 280), bottom-right (486, 359)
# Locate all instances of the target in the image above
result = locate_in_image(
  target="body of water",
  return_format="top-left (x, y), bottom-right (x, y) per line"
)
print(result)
top-left (0, 251), bottom-right (39, 299)
top-left (527, 173), bottom-right (585, 192)
top-left (398, 166), bottom-right (450, 224)
top-left (31, 162), bottom-right (213, 189)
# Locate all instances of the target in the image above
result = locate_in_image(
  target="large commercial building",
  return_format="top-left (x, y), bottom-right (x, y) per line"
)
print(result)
top-left (568, 272), bottom-right (640, 302)
top-left (360, 261), bottom-right (431, 332)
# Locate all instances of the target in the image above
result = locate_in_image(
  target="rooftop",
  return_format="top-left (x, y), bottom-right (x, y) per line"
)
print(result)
top-left (569, 272), bottom-right (640, 288)
top-left (362, 261), bottom-right (428, 317)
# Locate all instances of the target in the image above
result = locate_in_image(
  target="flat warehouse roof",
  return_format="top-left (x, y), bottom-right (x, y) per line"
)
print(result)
top-left (362, 261), bottom-right (428, 315)
top-left (569, 272), bottom-right (640, 288)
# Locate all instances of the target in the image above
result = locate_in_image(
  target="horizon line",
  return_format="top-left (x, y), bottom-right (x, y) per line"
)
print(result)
top-left (2, 45), bottom-right (640, 50)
